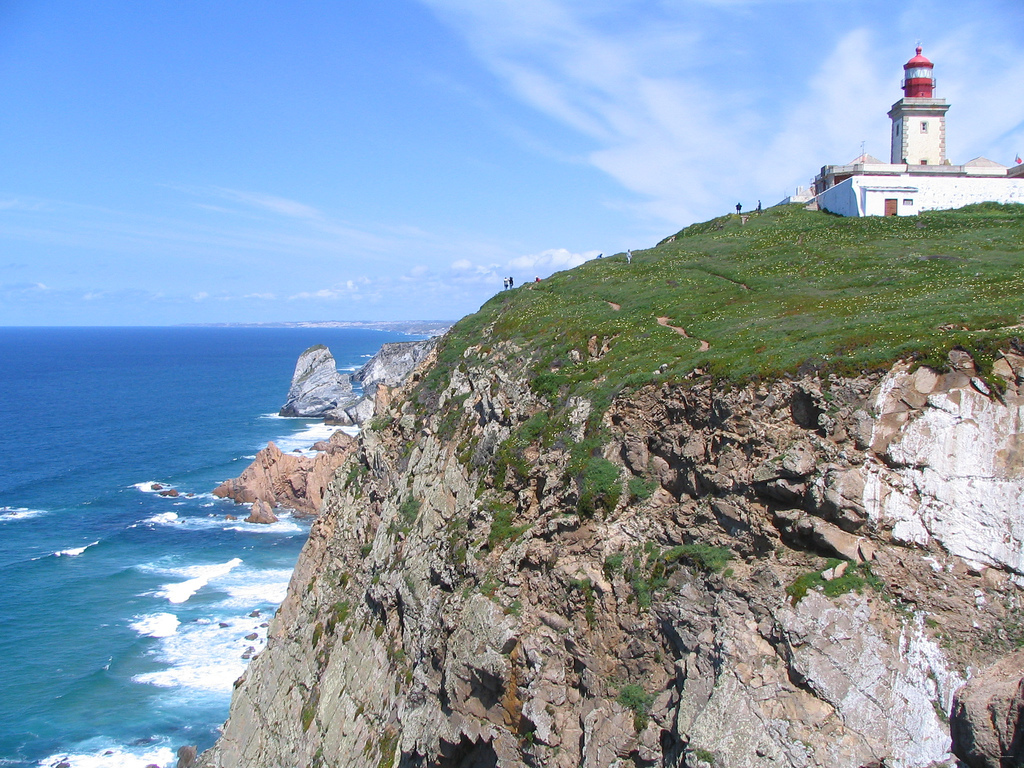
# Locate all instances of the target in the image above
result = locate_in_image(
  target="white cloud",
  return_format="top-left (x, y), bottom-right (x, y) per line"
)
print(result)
top-left (418, 0), bottom-right (1024, 223)
top-left (508, 247), bottom-right (599, 272)
top-left (212, 188), bottom-right (322, 220)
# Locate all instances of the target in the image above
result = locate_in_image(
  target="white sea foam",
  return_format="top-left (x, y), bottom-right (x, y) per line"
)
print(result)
top-left (144, 511), bottom-right (179, 526)
top-left (133, 481), bottom-right (171, 494)
top-left (133, 562), bottom-right (292, 692)
top-left (54, 541), bottom-right (99, 557)
top-left (271, 422), bottom-right (344, 455)
top-left (0, 507), bottom-right (47, 522)
top-left (217, 566), bottom-right (294, 609)
top-left (131, 612), bottom-right (180, 638)
top-left (143, 508), bottom-right (306, 536)
top-left (226, 517), bottom-right (304, 535)
top-left (133, 616), bottom-right (263, 692)
top-left (157, 558), bottom-right (243, 604)
top-left (38, 743), bottom-right (175, 768)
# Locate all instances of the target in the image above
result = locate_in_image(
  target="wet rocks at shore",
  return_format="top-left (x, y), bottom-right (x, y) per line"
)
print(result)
top-left (213, 429), bottom-right (357, 516)
top-left (244, 499), bottom-right (278, 525)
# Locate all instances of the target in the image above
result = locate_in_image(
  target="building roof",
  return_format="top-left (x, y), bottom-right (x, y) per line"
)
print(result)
top-left (905, 46), bottom-right (933, 69)
top-left (849, 153), bottom-right (885, 165)
top-left (964, 156), bottom-right (1007, 169)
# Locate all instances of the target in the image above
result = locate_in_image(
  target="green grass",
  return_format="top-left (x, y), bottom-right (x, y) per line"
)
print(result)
top-left (786, 560), bottom-right (883, 605)
top-left (661, 544), bottom-right (733, 573)
top-left (576, 455), bottom-right (621, 517)
top-left (398, 498), bottom-right (420, 532)
top-left (486, 502), bottom-right (529, 550)
top-left (628, 476), bottom-right (658, 503)
top-left (617, 683), bottom-right (654, 731)
top-left (414, 204), bottom-right (1024, 431)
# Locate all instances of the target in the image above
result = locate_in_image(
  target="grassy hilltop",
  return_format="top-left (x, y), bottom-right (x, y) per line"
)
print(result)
top-left (418, 202), bottom-right (1024, 422)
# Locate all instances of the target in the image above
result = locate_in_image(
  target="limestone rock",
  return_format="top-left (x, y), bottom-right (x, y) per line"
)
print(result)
top-left (863, 364), bottom-right (1024, 572)
top-left (279, 345), bottom-right (355, 418)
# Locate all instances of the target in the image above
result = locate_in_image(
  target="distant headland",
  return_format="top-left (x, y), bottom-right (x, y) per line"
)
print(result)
top-left (178, 320), bottom-right (453, 336)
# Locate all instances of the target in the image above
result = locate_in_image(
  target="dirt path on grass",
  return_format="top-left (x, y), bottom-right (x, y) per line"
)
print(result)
top-left (657, 316), bottom-right (710, 351)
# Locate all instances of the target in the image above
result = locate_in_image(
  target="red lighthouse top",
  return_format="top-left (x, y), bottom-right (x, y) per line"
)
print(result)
top-left (903, 46), bottom-right (935, 98)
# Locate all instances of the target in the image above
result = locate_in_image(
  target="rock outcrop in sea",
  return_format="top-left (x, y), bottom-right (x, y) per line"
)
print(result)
top-left (280, 345), bottom-right (354, 418)
top-left (352, 339), bottom-right (438, 400)
top-left (199, 338), bottom-right (1024, 768)
top-left (280, 339), bottom-right (438, 425)
top-left (213, 429), bottom-right (357, 517)
top-left (217, 338), bottom-right (438, 516)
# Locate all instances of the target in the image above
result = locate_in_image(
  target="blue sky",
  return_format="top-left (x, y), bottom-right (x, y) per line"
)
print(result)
top-left (1, 0), bottom-right (1022, 325)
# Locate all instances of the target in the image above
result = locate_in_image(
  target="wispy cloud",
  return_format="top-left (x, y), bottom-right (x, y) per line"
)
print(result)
top-left (210, 188), bottom-right (323, 220)
top-left (418, 0), bottom-right (1024, 223)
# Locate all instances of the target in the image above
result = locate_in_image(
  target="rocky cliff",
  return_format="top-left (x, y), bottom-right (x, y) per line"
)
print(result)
top-left (199, 337), bottom-right (1024, 768)
top-left (199, 206), bottom-right (1024, 768)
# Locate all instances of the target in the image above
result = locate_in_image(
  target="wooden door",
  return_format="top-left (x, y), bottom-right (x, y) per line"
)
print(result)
top-left (884, 199), bottom-right (898, 217)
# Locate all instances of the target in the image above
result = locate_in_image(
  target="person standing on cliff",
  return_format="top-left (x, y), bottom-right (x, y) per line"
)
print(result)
top-left (626, 249), bottom-right (632, 264)
top-left (509, 276), bottom-right (514, 288)
top-left (502, 277), bottom-right (508, 290)
top-left (736, 202), bottom-right (742, 214)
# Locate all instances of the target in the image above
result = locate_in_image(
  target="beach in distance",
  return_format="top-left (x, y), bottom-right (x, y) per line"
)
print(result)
top-left (0, 326), bottom-right (419, 768)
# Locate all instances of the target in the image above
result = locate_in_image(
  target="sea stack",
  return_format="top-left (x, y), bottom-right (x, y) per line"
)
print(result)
top-left (279, 345), bottom-right (354, 418)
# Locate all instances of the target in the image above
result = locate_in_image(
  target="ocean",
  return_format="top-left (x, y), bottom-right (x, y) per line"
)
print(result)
top-left (0, 326), bottom-right (418, 768)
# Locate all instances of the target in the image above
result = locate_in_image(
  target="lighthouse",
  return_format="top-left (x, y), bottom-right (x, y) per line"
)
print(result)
top-left (809, 45), bottom-right (1024, 218)
top-left (888, 47), bottom-right (950, 165)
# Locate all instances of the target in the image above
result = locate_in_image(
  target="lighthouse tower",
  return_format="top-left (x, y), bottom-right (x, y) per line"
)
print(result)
top-left (888, 47), bottom-right (950, 165)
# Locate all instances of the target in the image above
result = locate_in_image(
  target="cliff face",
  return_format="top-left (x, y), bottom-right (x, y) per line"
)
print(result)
top-left (199, 334), bottom-right (1024, 768)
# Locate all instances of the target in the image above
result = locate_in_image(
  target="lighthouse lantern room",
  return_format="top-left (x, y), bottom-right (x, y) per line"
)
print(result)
top-left (888, 47), bottom-right (949, 166)
top-left (902, 46), bottom-right (935, 97)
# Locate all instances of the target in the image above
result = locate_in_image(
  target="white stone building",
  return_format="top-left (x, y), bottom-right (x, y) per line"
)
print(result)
top-left (810, 47), bottom-right (1024, 217)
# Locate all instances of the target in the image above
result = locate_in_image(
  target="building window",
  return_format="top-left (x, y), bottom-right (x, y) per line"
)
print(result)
top-left (921, 121), bottom-right (929, 133)
top-left (903, 199), bottom-right (914, 206)
top-left (920, 159), bottom-right (928, 165)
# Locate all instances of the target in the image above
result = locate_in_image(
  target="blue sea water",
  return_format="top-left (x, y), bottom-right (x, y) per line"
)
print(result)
top-left (0, 327), bottom-right (416, 768)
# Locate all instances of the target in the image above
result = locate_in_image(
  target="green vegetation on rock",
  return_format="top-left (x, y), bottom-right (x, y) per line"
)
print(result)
top-left (786, 560), bottom-right (883, 605)
top-left (486, 501), bottom-right (529, 550)
top-left (617, 683), bottom-right (654, 731)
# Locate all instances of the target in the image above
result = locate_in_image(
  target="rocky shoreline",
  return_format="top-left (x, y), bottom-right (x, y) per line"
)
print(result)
top-left (215, 337), bottom-right (438, 520)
